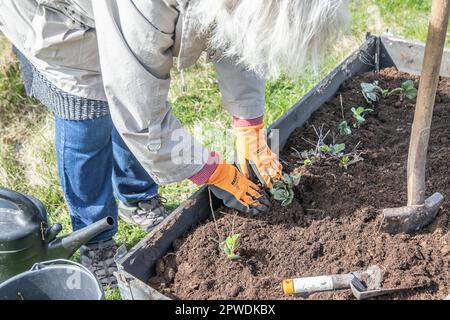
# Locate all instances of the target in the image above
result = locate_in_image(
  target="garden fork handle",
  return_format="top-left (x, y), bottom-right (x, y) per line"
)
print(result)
top-left (408, 0), bottom-right (450, 206)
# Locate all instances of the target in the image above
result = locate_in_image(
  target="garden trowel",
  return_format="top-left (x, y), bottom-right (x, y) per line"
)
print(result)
top-left (349, 274), bottom-right (423, 300)
top-left (283, 265), bottom-right (382, 297)
top-left (283, 266), bottom-right (422, 300)
top-left (381, 0), bottom-right (448, 234)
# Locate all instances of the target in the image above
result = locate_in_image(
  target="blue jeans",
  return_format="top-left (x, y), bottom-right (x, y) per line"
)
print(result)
top-left (13, 46), bottom-right (159, 243)
top-left (55, 115), bottom-right (159, 243)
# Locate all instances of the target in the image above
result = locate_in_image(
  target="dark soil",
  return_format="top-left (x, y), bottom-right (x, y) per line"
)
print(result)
top-left (149, 68), bottom-right (450, 300)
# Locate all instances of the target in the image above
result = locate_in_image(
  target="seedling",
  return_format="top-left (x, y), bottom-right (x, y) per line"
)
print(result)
top-left (341, 155), bottom-right (351, 168)
top-left (338, 95), bottom-right (352, 136)
top-left (221, 234), bottom-right (241, 260)
top-left (302, 142), bottom-right (347, 164)
top-left (361, 80), bottom-right (417, 103)
top-left (402, 80), bottom-right (418, 99)
top-left (393, 80), bottom-right (418, 100)
top-left (351, 106), bottom-right (373, 128)
top-left (331, 143), bottom-right (346, 154)
top-left (319, 143), bottom-right (346, 156)
top-left (208, 189), bottom-right (243, 261)
top-left (271, 173), bottom-right (301, 207)
top-left (295, 124), bottom-right (364, 170)
top-left (361, 81), bottom-right (384, 103)
top-left (339, 121), bottom-right (352, 136)
top-left (298, 125), bottom-right (347, 166)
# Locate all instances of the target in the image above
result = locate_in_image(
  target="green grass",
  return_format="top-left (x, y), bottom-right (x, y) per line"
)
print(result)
top-left (0, 0), bottom-right (441, 299)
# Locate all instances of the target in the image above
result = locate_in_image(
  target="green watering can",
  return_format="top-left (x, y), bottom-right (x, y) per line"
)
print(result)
top-left (0, 188), bottom-right (114, 283)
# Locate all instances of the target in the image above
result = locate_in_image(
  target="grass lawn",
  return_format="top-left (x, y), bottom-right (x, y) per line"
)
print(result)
top-left (0, 0), bottom-right (444, 299)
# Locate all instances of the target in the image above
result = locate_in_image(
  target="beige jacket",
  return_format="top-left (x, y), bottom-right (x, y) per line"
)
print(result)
top-left (0, 0), bottom-right (266, 184)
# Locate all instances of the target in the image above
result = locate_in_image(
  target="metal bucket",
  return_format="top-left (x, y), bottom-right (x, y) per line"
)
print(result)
top-left (0, 260), bottom-right (104, 300)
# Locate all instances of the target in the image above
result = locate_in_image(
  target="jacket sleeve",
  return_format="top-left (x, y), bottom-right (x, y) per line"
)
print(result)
top-left (213, 58), bottom-right (266, 120)
top-left (92, 0), bottom-right (207, 184)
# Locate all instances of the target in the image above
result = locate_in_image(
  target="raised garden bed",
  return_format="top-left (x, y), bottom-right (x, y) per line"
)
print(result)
top-left (115, 35), bottom-right (450, 300)
top-left (148, 67), bottom-right (450, 300)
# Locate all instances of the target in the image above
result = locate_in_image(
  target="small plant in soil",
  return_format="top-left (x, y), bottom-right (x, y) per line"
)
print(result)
top-left (301, 142), bottom-right (348, 165)
top-left (391, 80), bottom-right (418, 100)
top-left (361, 80), bottom-right (417, 103)
top-left (221, 234), bottom-right (241, 260)
top-left (297, 125), bottom-right (347, 166)
top-left (320, 143), bottom-right (346, 155)
top-left (271, 173), bottom-right (301, 206)
top-left (361, 81), bottom-right (384, 103)
top-left (351, 106), bottom-right (373, 128)
top-left (208, 189), bottom-right (243, 261)
top-left (294, 124), bottom-right (364, 169)
top-left (340, 155), bottom-right (351, 169)
top-left (339, 121), bottom-right (352, 136)
top-left (338, 94), bottom-right (352, 136)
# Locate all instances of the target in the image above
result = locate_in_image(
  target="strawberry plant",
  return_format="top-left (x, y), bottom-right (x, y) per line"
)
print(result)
top-left (295, 124), bottom-right (364, 170)
top-left (221, 234), bottom-right (241, 260)
top-left (339, 121), bottom-right (352, 136)
top-left (271, 173), bottom-right (301, 206)
top-left (393, 80), bottom-right (418, 100)
top-left (297, 125), bottom-right (348, 166)
top-left (361, 80), bottom-right (417, 103)
top-left (321, 143), bottom-right (346, 154)
top-left (361, 81), bottom-right (384, 103)
top-left (351, 106), bottom-right (373, 128)
top-left (301, 142), bottom-right (347, 166)
top-left (340, 155), bottom-right (351, 168)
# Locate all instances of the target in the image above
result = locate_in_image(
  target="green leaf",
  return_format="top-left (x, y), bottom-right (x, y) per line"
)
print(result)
top-left (281, 190), bottom-right (295, 206)
top-left (402, 80), bottom-right (415, 91)
top-left (271, 174), bottom-right (298, 207)
top-left (363, 92), bottom-right (377, 103)
top-left (341, 155), bottom-right (350, 165)
top-left (401, 80), bottom-right (418, 100)
top-left (291, 174), bottom-right (301, 186)
top-left (272, 179), bottom-right (285, 189)
top-left (225, 234), bottom-right (240, 247)
top-left (352, 106), bottom-right (373, 128)
top-left (361, 82), bottom-right (379, 103)
top-left (272, 188), bottom-right (288, 201)
top-left (339, 121), bottom-right (352, 136)
top-left (356, 115), bottom-right (365, 123)
top-left (331, 143), bottom-right (346, 154)
top-left (283, 173), bottom-right (294, 185)
top-left (355, 106), bottom-right (366, 115)
top-left (223, 234), bottom-right (241, 260)
top-left (405, 90), bottom-right (417, 100)
top-left (320, 145), bottom-right (331, 153)
top-left (361, 82), bottom-right (377, 92)
top-left (223, 245), bottom-right (231, 256)
top-left (304, 159), bottom-right (312, 166)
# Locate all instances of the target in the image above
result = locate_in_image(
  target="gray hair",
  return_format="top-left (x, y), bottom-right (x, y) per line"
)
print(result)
top-left (192, 0), bottom-right (350, 79)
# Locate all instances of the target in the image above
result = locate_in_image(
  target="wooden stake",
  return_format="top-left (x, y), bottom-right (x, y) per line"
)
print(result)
top-left (407, 0), bottom-right (450, 206)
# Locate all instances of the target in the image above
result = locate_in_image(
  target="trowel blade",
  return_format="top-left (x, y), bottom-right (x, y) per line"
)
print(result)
top-left (380, 193), bottom-right (444, 234)
top-left (350, 283), bottom-right (423, 300)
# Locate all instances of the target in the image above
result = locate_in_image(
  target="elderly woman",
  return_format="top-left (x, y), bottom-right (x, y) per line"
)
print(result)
top-left (0, 0), bottom-right (348, 288)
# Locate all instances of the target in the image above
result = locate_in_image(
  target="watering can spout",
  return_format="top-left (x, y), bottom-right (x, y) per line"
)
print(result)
top-left (47, 217), bottom-right (115, 260)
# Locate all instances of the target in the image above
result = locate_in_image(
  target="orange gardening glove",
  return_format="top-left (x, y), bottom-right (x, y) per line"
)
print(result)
top-left (207, 162), bottom-right (270, 215)
top-left (235, 122), bottom-right (283, 189)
